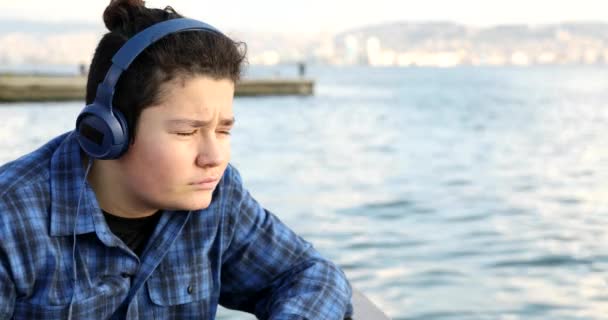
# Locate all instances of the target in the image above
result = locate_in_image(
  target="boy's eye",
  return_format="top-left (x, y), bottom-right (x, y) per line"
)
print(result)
top-left (217, 130), bottom-right (231, 136)
top-left (176, 130), bottom-right (197, 136)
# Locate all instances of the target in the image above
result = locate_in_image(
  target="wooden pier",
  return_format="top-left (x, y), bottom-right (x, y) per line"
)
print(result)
top-left (0, 74), bottom-right (314, 102)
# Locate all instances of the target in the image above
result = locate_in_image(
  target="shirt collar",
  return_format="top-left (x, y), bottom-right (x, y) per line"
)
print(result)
top-left (49, 131), bottom-right (99, 236)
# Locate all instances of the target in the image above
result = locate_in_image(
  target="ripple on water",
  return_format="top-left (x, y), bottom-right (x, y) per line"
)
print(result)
top-left (362, 200), bottom-right (416, 209)
top-left (442, 178), bottom-right (473, 187)
top-left (517, 302), bottom-right (578, 316)
top-left (394, 269), bottom-right (469, 289)
top-left (444, 212), bottom-right (490, 223)
top-left (490, 206), bottom-right (532, 217)
top-left (346, 238), bottom-right (426, 250)
top-left (442, 249), bottom-right (482, 259)
top-left (406, 310), bottom-right (479, 320)
top-left (413, 269), bottom-right (467, 278)
top-left (345, 199), bottom-right (437, 220)
top-left (552, 196), bottom-right (583, 206)
top-left (462, 230), bottom-right (502, 239)
top-left (487, 254), bottom-right (593, 269)
top-left (513, 183), bottom-right (537, 193)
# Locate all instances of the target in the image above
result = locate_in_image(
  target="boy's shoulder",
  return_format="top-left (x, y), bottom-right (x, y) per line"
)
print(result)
top-left (0, 132), bottom-right (70, 200)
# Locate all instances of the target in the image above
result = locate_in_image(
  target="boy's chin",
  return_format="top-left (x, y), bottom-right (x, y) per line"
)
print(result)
top-left (157, 191), bottom-right (214, 212)
top-left (178, 196), bottom-right (213, 211)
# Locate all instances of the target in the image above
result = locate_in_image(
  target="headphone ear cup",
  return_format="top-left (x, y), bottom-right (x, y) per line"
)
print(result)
top-left (75, 103), bottom-right (129, 160)
top-left (110, 108), bottom-right (130, 157)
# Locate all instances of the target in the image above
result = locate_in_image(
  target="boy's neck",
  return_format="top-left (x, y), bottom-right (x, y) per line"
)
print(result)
top-left (87, 159), bottom-right (158, 218)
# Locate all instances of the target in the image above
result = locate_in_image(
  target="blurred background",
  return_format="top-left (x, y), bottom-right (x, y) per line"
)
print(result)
top-left (1, 1), bottom-right (608, 319)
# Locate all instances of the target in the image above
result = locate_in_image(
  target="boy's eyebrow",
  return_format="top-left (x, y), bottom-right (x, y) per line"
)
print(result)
top-left (166, 117), bottom-right (235, 127)
top-left (219, 117), bottom-right (236, 126)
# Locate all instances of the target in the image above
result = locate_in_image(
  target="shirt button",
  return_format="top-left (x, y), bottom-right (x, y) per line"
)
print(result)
top-left (187, 285), bottom-right (193, 294)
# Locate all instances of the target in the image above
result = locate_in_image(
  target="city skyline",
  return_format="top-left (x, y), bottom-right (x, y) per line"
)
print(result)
top-left (3, 20), bottom-right (608, 68)
top-left (0, 0), bottom-right (607, 35)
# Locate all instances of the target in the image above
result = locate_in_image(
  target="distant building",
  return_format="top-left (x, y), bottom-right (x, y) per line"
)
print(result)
top-left (344, 35), bottom-right (361, 65)
top-left (366, 37), bottom-right (382, 66)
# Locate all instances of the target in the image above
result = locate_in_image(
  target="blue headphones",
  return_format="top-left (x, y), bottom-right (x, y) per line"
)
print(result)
top-left (75, 18), bottom-right (222, 159)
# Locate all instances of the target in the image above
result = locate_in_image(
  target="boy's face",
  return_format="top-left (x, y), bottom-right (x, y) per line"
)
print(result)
top-left (116, 75), bottom-right (235, 212)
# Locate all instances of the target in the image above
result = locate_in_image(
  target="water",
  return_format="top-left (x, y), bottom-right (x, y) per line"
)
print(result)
top-left (1, 65), bottom-right (607, 319)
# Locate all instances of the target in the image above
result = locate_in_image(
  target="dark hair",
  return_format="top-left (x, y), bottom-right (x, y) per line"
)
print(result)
top-left (86, 0), bottom-right (247, 141)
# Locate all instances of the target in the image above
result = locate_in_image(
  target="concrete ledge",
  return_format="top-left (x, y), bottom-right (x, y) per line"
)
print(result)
top-left (235, 79), bottom-right (314, 96)
top-left (0, 75), bottom-right (314, 102)
top-left (351, 288), bottom-right (391, 320)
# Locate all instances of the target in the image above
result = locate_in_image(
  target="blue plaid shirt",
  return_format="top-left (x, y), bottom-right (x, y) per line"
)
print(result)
top-left (0, 132), bottom-right (352, 319)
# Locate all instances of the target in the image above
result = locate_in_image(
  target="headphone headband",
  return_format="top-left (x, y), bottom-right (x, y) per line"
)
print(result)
top-left (95, 18), bottom-right (222, 107)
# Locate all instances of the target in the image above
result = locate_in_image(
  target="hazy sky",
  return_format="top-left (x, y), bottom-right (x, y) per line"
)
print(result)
top-left (1, 0), bottom-right (607, 34)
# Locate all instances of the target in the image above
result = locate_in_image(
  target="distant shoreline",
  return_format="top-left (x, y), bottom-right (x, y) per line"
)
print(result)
top-left (0, 74), bottom-right (314, 102)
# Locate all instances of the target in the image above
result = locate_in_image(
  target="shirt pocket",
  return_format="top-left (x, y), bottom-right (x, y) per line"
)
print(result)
top-left (146, 262), bottom-right (213, 306)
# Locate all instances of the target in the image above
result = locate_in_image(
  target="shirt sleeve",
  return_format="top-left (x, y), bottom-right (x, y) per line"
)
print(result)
top-left (0, 261), bottom-right (15, 320)
top-left (218, 165), bottom-right (353, 319)
top-left (0, 202), bottom-right (16, 320)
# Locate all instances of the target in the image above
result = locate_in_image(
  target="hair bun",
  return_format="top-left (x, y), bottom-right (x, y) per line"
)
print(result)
top-left (103, 0), bottom-right (147, 34)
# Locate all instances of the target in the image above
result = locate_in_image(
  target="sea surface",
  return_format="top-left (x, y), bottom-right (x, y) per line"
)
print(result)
top-left (1, 65), bottom-right (607, 319)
